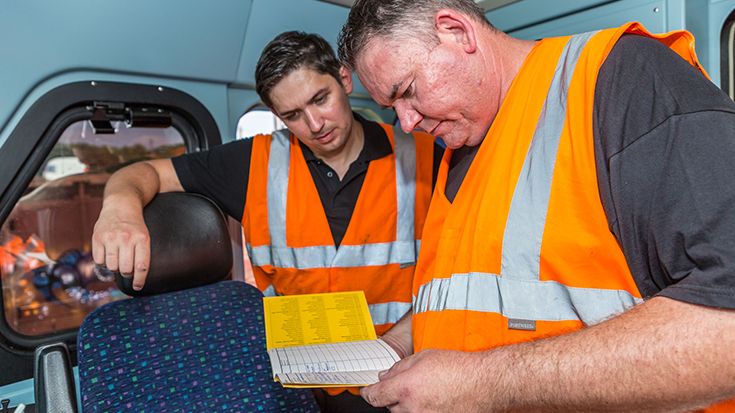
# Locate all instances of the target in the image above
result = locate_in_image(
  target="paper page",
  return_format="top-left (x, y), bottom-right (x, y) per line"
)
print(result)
top-left (275, 371), bottom-right (383, 388)
top-left (268, 339), bottom-right (400, 387)
top-left (263, 291), bottom-right (376, 351)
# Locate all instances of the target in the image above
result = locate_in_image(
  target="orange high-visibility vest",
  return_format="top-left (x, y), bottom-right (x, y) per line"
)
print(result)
top-left (412, 23), bottom-right (733, 411)
top-left (244, 124), bottom-right (434, 333)
top-left (244, 124), bottom-right (434, 395)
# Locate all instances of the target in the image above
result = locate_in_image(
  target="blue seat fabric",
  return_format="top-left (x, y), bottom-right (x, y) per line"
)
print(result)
top-left (78, 280), bottom-right (318, 412)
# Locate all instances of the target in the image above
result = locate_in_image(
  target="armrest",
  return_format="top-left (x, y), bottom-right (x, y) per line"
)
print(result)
top-left (34, 342), bottom-right (78, 413)
top-left (115, 192), bottom-right (233, 296)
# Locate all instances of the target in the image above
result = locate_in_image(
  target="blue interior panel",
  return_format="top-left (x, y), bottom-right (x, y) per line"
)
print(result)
top-left (237, 0), bottom-right (364, 94)
top-left (507, 0), bottom-right (672, 40)
top-left (0, 0), bottom-right (252, 139)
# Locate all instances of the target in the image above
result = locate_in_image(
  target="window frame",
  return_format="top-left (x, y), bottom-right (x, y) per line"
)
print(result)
top-left (0, 81), bottom-right (221, 384)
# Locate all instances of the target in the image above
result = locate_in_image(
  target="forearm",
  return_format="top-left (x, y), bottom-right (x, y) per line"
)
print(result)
top-left (381, 311), bottom-right (413, 358)
top-left (103, 162), bottom-right (158, 208)
top-left (102, 159), bottom-right (181, 210)
top-left (482, 296), bottom-right (735, 412)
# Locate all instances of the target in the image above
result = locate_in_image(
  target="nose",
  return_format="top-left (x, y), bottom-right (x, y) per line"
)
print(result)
top-left (394, 100), bottom-right (423, 133)
top-left (304, 108), bottom-right (324, 134)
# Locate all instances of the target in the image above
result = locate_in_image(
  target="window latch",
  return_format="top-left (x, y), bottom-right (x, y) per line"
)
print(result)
top-left (88, 101), bottom-right (125, 134)
top-left (88, 102), bottom-right (172, 134)
top-left (126, 106), bottom-right (172, 128)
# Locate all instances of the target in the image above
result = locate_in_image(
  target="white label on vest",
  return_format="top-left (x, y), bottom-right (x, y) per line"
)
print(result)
top-left (508, 319), bottom-right (536, 331)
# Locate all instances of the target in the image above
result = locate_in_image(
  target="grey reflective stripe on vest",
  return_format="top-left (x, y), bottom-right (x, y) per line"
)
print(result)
top-left (266, 129), bottom-right (291, 249)
top-left (412, 272), bottom-right (640, 326)
top-left (249, 128), bottom-right (418, 269)
top-left (262, 284), bottom-right (277, 297)
top-left (392, 127), bottom-right (417, 264)
top-left (413, 32), bottom-right (642, 326)
top-left (500, 31), bottom-right (595, 280)
top-left (369, 301), bottom-right (412, 325)
top-left (248, 241), bottom-right (421, 269)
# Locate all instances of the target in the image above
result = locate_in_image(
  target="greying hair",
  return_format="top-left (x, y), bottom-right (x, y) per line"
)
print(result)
top-left (338, 0), bottom-right (493, 70)
top-left (256, 31), bottom-right (342, 107)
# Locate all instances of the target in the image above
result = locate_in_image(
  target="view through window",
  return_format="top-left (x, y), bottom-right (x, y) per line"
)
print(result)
top-left (236, 107), bottom-right (285, 140)
top-left (0, 120), bottom-right (185, 336)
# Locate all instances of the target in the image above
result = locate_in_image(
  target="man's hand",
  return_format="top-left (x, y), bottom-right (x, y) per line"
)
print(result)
top-left (92, 200), bottom-right (150, 290)
top-left (90, 159), bottom-right (182, 291)
top-left (361, 349), bottom-right (491, 413)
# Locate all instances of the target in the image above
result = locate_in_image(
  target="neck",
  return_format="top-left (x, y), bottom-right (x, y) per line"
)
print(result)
top-left (483, 30), bottom-right (537, 105)
top-left (466, 28), bottom-right (536, 146)
top-left (319, 119), bottom-right (364, 180)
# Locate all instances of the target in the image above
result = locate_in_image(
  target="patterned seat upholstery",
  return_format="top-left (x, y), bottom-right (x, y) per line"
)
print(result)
top-left (77, 279), bottom-right (318, 412)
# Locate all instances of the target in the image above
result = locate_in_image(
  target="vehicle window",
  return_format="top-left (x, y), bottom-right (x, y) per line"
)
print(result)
top-left (236, 107), bottom-right (285, 139)
top-left (0, 120), bottom-right (185, 336)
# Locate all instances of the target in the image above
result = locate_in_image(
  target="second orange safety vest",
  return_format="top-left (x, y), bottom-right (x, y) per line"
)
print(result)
top-left (243, 124), bottom-right (434, 396)
top-left (243, 123), bottom-right (434, 337)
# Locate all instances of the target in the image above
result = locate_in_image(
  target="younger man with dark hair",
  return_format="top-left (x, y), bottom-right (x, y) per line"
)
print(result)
top-left (92, 31), bottom-right (441, 412)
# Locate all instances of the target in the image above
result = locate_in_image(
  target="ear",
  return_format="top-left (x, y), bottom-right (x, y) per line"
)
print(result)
top-left (434, 9), bottom-right (477, 53)
top-left (339, 66), bottom-right (354, 94)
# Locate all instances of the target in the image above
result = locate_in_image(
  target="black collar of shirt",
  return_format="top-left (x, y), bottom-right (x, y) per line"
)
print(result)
top-left (299, 112), bottom-right (393, 165)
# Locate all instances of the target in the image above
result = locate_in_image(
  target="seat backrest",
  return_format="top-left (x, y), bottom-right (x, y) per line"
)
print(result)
top-left (78, 193), bottom-right (319, 412)
top-left (116, 192), bottom-right (233, 296)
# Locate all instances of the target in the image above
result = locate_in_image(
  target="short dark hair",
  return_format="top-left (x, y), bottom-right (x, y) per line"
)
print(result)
top-left (255, 31), bottom-right (342, 107)
top-left (338, 0), bottom-right (493, 70)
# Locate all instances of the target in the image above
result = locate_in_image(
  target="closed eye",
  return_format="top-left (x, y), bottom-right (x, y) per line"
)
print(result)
top-left (401, 81), bottom-right (415, 99)
top-left (282, 111), bottom-right (299, 121)
top-left (309, 89), bottom-right (330, 106)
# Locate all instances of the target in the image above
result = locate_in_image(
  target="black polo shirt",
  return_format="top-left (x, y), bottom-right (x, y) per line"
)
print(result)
top-left (172, 113), bottom-right (442, 247)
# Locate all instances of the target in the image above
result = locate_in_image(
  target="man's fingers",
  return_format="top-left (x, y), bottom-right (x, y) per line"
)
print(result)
top-left (361, 374), bottom-right (403, 408)
top-left (132, 241), bottom-right (150, 291)
top-left (91, 235), bottom-right (105, 266)
top-left (104, 245), bottom-right (119, 272)
top-left (118, 241), bottom-right (135, 276)
top-left (362, 383), bottom-right (391, 408)
top-left (379, 354), bottom-right (416, 380)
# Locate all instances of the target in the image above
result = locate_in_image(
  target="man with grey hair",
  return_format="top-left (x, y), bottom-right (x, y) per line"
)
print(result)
top-left (339, 0), bottom-right (735, 411)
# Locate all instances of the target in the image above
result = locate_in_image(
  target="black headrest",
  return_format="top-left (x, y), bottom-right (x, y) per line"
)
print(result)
top-left (115, 192), bottom-right (233, 296)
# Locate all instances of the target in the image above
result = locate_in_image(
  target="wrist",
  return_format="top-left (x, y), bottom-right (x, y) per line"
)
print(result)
top-left (101, 193), bottom-right (144, 215)
top-left (379, 334), bottom-right (411, 359)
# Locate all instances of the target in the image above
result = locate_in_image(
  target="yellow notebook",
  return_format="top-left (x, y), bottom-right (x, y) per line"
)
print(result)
top-left (263, 291), bottom-right (400, 388)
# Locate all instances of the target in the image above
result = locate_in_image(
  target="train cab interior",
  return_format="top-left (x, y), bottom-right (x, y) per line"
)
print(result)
top-left (1, 0), bottom-right (735, 411)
